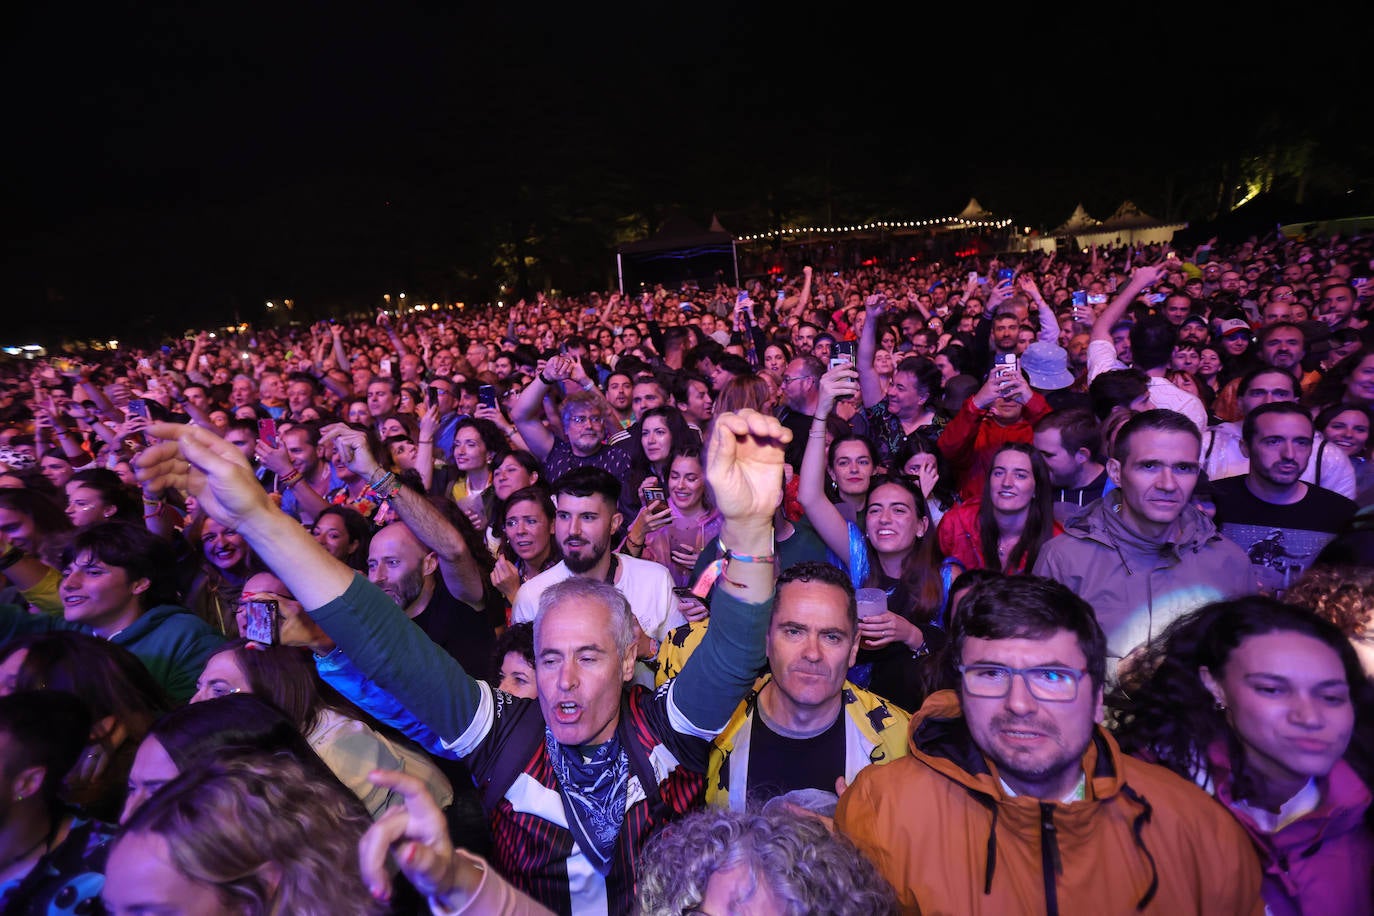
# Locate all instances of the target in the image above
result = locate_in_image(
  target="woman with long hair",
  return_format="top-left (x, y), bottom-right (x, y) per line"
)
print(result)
top-left (1109, 597), bottom-right (1374, 916)
top-left (104, 752), bottom-right (385, 916)
top-left (428, 417), bottom-right (509, 533)
top-left (489, 485), bottom-right (559, 608)
top-left (192, 627), bottom-right (453, 819)
top-left (799, 366), bottom-right (949, 711)
top-left (825, 434), bottom-right (879, 526)
top-left (1315, 402), bottom-right (1374, 506)
top-left (643, 446), bottom-right (722, 589)
top-left (1310, 348), bottom-right (1374, 413)
top-left (183, 514), bottom-right (261, 635)
top-left (64, 467), bottom-right (141, 528)
top-left (122, 693), bottom-right (343, 823)
top-left (310, 504), bottom-right (372, 572)
top-left (936, 443), bottom-right (1060, 573)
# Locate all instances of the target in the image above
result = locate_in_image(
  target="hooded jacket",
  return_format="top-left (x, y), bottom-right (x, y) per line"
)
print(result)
top-left (1031, 491), bottom-right (1254, 661)
top-left (835, 690), bottom-right (1265, 915)
top-left (1206, 746), bottom-right (1374, 916)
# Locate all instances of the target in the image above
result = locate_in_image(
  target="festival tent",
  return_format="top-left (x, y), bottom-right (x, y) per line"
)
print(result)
top-left (616, 212), bottom-right (738, 292)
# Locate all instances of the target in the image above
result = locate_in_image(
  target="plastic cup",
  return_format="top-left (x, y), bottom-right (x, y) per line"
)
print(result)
top-left (856, 588), bottom-right (888, 619)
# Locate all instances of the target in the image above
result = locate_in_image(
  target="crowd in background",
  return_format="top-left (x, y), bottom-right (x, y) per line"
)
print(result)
top-left (1, 228), bottom-right (1374, 914)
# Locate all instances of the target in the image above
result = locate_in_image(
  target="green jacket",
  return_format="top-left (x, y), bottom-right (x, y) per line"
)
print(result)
top-left (0, 602), bottom-right (224, 703)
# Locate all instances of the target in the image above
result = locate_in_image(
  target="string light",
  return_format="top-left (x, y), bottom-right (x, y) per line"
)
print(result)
top-left (735, 216), bottom-right (1014, 242)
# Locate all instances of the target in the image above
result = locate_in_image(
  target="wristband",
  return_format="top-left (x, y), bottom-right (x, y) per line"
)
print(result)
top-left (279, 469), bottom-right (304, 488)
top-left (538, 372), bottom-right (555, 386)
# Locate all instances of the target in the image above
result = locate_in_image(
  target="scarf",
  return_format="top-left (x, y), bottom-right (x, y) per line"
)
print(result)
top-left (544, 727), bottom-right (630, 876)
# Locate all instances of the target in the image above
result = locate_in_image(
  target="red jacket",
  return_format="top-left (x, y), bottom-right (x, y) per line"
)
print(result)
top-left (938, 393), bottom-right (1053, 502)
top-left (936, 500), bottom-right (1063, 573)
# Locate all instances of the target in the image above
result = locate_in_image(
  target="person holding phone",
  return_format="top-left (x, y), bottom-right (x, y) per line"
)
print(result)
top-left (641, 447), bottom-right (721, 590)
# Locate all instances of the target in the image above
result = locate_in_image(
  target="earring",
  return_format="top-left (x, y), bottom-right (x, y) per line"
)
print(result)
top-left (1213, 700), bottom-right (1227, 712)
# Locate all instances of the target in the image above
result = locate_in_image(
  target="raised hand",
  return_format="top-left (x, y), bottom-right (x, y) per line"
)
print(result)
top-left (704, 409), bottom-right (790, 525)
top-left (358, 770), bottom-right (462, 904)
top-left (319, 423), bottom-right (381, 478)
top-left (134, 423), bottom-right (274, 532)
top-left (816, 364), bottom-right (860, 416)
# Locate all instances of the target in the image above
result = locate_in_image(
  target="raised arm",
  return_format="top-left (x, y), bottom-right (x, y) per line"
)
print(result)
top-left (1091, 263), bottom-right (1166, 343)
top-left (672, 409), bottom-right (788, 731)
top-left (321, 423), bottom-right (486, 606)
top-left (858, 295), bottom-right (887, 408)
top-left (1017, 274), bottom-right (1060, 344)
top-left (135, 422), bottom-right (485, 738)
top-left (797, 365), bottom-right (859, 566)
top-left (511, 356), bottom-right (571, 462)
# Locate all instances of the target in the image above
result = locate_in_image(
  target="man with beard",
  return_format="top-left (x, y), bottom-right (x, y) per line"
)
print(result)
top-left (836, 575), bottom-right (1264, 915)
top-left (509, 467), bottom-right (680, 674)
top-left (1209, 402), bottom-right (1355, 599)
top-left (325, 425), bottom-right (497, 680)
top-left (510, 355), bottom-right (635, 517)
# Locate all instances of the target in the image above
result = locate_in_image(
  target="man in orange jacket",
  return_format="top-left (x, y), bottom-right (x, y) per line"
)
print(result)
top-left (836, 575), bottom-right (1264, 915)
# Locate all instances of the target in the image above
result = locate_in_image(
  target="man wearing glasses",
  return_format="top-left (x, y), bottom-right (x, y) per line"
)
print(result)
top-left (510, 354), bottom-right (635, 516)
top-left (778, 355), bottom-right (823, 470)
top-left (836, 575), bottom-right (1264, 915)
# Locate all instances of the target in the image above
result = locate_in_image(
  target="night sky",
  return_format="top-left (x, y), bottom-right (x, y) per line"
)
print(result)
top-left (3, 6), bottom-right (1365, 344)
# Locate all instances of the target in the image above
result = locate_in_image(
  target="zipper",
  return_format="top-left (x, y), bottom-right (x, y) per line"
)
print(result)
top-left (1039, 802), bottom-right (1061, 916)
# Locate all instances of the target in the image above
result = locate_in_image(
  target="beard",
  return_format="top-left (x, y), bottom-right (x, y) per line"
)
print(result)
top-left (381, 567), bottom-right (426, 609)
top-left (562, 538), bottom-right (608, 574)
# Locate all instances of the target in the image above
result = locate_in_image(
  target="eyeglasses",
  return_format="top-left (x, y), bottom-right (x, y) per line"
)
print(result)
top-left (567, 415), bottom-right (604, 425)
top-left (781, 375), bottom-right (815, 386)
top-left (957, 664), bottom-right (1087, 702)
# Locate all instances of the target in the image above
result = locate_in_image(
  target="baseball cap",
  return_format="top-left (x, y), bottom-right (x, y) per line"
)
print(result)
top-left (1216, 319), bottom-right (1251, 337)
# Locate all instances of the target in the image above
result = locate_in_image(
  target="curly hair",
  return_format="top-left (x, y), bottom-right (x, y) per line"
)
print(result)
top-left (636, 807), bottom-right (897, 916)
top-left (1108, 596), bottom-right (1374, 799)
top-left (113, 751), bottom-right (381, 916)
top-left (1286, 564), bottom-right (1374, 637)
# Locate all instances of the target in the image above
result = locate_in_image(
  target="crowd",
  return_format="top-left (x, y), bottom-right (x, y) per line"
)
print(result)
top-left (0, 230), bottom-right (1373, 914)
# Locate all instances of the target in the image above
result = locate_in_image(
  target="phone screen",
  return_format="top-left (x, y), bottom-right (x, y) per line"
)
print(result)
top-left (478, 385), bottom-right (497, 409)
top-left (243, 600), bottom-right (279, 645)
top-left (258, 419), bottom-right (278, 448)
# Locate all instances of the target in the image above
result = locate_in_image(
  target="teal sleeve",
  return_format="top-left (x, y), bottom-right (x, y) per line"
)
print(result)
top-left (310, 574), bottom-right (484, 743)
top-left (0, 603), bottom-right (70, 643)
top-left (671, 587), bottom-right (770, 732)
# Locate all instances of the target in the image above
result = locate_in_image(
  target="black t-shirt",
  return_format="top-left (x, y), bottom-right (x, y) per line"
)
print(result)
top-left (412, 578), bottom-right (499, 683)
top-left (1211, 475), bottom-right (1357, 596)
top-left (744, 704), bottom-right (846, 806)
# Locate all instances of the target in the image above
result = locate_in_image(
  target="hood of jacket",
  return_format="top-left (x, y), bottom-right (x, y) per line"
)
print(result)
top-left (1060, 490), bottom-right (1225, 574)
top-left (908, 689), bottom-right (1164, 908)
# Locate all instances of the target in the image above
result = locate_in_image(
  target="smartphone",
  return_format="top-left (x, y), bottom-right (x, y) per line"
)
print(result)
top-left (1144, 293), bottom-right (1168, 305)
top-left (640, 486), bottom-right (666, 505)
top-left (126, 399), bottom-right (149, 419)
top-left (994, 353), bottom-right (1018, 381)
top-left (199, 355), bottom-right (211, 370)
top-left (830, 339), bottom-right (856, 371)
top-left (258, 418), bottom-right (279, 448)
top-left (427, 387), bottom-right (440, 408)
top-left (478, 384), bottom-right (498, 409)
top-left (1071, 290), bottom-right (1087, 308)
top-left (137, 357), bottom-right (152, 371)
top-left (1087, 293), bottom-right (1108, 306)
top-left (242, 599), bottom-right (279, 645)
top-left (968, 271), bottom-right (978, 284)
top-left (997, 268), bottom-right (1015, 283)
top-left (379, 357), bottom-right (393, 377)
